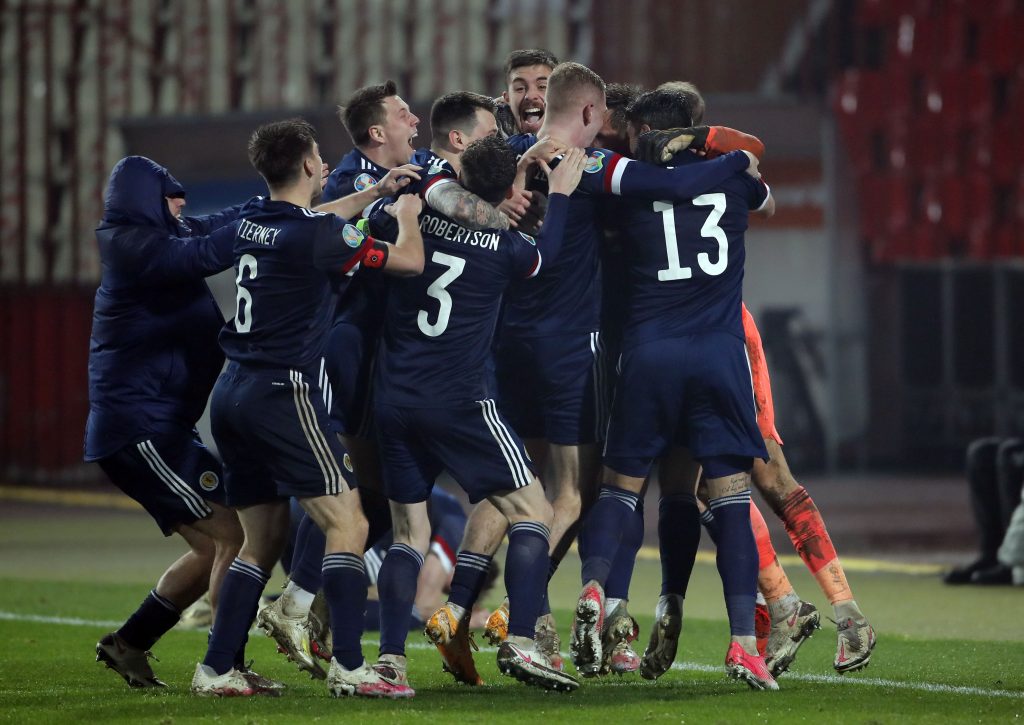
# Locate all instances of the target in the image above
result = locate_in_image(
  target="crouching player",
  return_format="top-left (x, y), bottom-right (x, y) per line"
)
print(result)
top-left (369, 138), bottom-right (587, 694)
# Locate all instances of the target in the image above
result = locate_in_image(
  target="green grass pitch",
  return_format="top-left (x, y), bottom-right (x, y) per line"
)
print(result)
top-left (0, 504), bottom-right (1021, 723)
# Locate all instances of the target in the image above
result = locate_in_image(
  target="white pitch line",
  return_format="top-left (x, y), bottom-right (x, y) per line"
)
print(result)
top-left (1, 610), bottom-right (1021, 700)
top-left (668, 661), bottom-right (1024, 700)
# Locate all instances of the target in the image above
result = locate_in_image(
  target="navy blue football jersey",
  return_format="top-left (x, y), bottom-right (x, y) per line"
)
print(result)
top-left (323, 148), bottom-right (389, 208)
top-left (375, 194), bottom-right (570, 407)
top-left (618, 151), bottom-right (770, 349)
top-left (364, 147), bottom-right (459, 242)
top-left (321, 148), bottom-right (392, 331)
top-left (218, 197), bottom-right (380, 371)
top-left (502, 134), bottom-right (752, 337)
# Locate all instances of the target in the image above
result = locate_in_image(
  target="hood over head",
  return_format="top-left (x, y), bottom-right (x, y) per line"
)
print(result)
top-left (102, 156), bottom-right (189, 234)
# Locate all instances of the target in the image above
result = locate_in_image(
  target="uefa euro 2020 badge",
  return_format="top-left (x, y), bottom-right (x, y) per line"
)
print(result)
top-left (342, 224), bottom-right (364, 248)
top-left (353, 173), bottom-right (377, 192)
top-left (583, 150), bottom-right (605, 174)
top-left (198, 471), bottom-right (220, 492)
top-left (343, 453), bottom-right (354, 473)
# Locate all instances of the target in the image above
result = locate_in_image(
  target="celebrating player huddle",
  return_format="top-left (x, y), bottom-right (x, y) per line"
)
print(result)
top-left (87, 48), bottom-right (875, 701)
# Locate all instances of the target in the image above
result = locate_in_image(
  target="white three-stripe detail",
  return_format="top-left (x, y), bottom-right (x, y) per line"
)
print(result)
top-left (136, 441), bottom-right (210, 519)
top-left (477, 399), bottom-right (531, 488)
top-left (289, 370), bottom-right (343, 495)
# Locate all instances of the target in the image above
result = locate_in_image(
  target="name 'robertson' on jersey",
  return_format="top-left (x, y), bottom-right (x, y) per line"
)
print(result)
top-left (418, 211), bottom-right (501, 251)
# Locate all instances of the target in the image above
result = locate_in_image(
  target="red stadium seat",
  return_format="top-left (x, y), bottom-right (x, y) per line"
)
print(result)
top-left (927, 66), bottom-right (994, 126)
top-left (977, 11), bottom-right (1024, 73)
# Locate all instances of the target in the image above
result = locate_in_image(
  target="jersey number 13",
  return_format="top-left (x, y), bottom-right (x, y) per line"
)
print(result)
top-left (656, 192), bottom-right (728, 282)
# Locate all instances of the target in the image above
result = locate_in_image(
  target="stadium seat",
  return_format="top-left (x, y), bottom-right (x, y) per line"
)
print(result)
top-left (928, 66), bottom-right (994, 126)
top-left (976, 11), bottom-right (1024, 73)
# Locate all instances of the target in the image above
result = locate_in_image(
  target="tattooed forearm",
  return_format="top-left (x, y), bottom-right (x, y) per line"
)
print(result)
top-left (430, 183), bottom-right (510, 230)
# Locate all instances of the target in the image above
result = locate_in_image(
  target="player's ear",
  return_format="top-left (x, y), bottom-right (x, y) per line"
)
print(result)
top-left (641, 123), bottom-right (652, 134)
top-left (368, 125), bottom-right (385, 144)
top-left (449, 128), bottom-right (463, 151)
top-left (502, 89), bottom-right (510, 104)
top-left (582, 103), bottom-right (594, 127)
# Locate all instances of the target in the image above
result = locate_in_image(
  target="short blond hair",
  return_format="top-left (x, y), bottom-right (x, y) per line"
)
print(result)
top-left (545, 62), bottom-right (606, 118)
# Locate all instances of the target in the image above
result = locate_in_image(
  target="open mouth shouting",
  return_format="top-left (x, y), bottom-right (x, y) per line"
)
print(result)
top-left (520, 104), bottom-right (545, 134)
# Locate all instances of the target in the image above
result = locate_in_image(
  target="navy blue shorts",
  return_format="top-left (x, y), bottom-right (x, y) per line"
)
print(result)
top-left (210, 363), bottom-right (359, 508)
top-left (98, 431), bottom-right (224, 536)
top-left (375, 399), bottom-right (536, 505)
top-left (603, 332), bottom-right (768, 479)
top-left (324, 320), bottom-right (377, 438)
top-left (495, 331), bottom-right (610, 445)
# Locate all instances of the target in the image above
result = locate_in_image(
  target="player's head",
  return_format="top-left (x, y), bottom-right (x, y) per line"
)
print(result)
top-left (430, 92), bottom-right (498, 154)
top-left (165, 191), bottom-right (186, 220)
top-left (459, 134), bottom-right (518, 205)
top-left (543, 61), bottom-right (607, 147)
top-left (656, 80), bottom-right (706, 125)
top-left (595, 82), bottom-right (643, 155)
top-left (625, 86), bottom-right (701, 154)
top-left (501, 48), bottom-right (558, 135)
top-left (339, 80), bottom-right (419, 167)
top-left (248, 118), bottom-right (323, 202)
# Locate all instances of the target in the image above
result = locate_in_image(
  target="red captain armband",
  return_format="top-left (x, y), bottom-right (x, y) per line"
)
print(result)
top-left (705, 126), bottom-right (765, 161)
top-left (362, 238), bottom-right (390, 269)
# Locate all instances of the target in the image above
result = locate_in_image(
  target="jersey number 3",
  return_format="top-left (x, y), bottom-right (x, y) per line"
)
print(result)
top-left (417, 251), bottom-right (466, 337)
top-left (656, 192), bottom-right (727, 281)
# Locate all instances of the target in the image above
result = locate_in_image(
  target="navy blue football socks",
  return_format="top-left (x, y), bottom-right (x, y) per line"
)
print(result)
top-left (505, 521), bottom-right (551, 638)
top-left (658, 493), bottom-right (701, 597)
top-left (709, 490), bottom-right (758, 636)
top-left (376, 543), bottom-right (424, 657)
top-left (448, 551), bottom-right (493, 611)
top-left (117, 589), bottom-right (180, 651)
top-left (322, 552), bottom-right (369, 670)
top-left (580, 486), bottom-right (641, 586)
top-left (700, 507), bottom-right (721, 544)
top-left (203, 558), bottom-right (269, 675)
top-left (605, 501), bottom-right (645, 600)
top-left (290, 512), bottom-right (326, 594)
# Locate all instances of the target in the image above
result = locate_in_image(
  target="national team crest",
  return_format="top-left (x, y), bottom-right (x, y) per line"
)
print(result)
top-left (342, 224), bottom-right (364, 248)
top-left (343, 453), bottom-right (354, 472)
top-left (198, 471), bottom-right (219, 491)
top-left (519, 232), bottom-right (536, 245)
top-left (353, 173), bottom-right (377, 192)
top-left (584, 150), bottom-right (605, 173)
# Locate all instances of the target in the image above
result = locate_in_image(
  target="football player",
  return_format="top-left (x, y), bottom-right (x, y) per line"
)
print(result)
top-left (575, 85), bottom-right (777, 689)
top-left (190, 118), bottom-right (425, 698)
top-left (88, 156), bottom-right (247, 689)
top-left (370, 138), bottom-right (587, 694)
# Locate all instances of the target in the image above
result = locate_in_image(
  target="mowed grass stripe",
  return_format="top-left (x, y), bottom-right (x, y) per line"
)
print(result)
top-left (3, 609), bottom-right (1019, 701)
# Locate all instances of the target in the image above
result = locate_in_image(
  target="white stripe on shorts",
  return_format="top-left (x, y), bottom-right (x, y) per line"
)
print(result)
top-left (477, 398), bottom-right (532, 489)
top-left (136, 440), bottom-right (211, 519)
top-left (289, 370), bottom-right (344, 495)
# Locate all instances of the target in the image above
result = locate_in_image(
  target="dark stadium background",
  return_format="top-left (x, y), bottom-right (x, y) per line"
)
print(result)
top-left (2, 0), bottom-right (1021, 561)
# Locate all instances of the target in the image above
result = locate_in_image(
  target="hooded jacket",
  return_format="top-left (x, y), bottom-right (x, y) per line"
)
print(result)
top-left (84, 156), bottom-right (246, 461)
